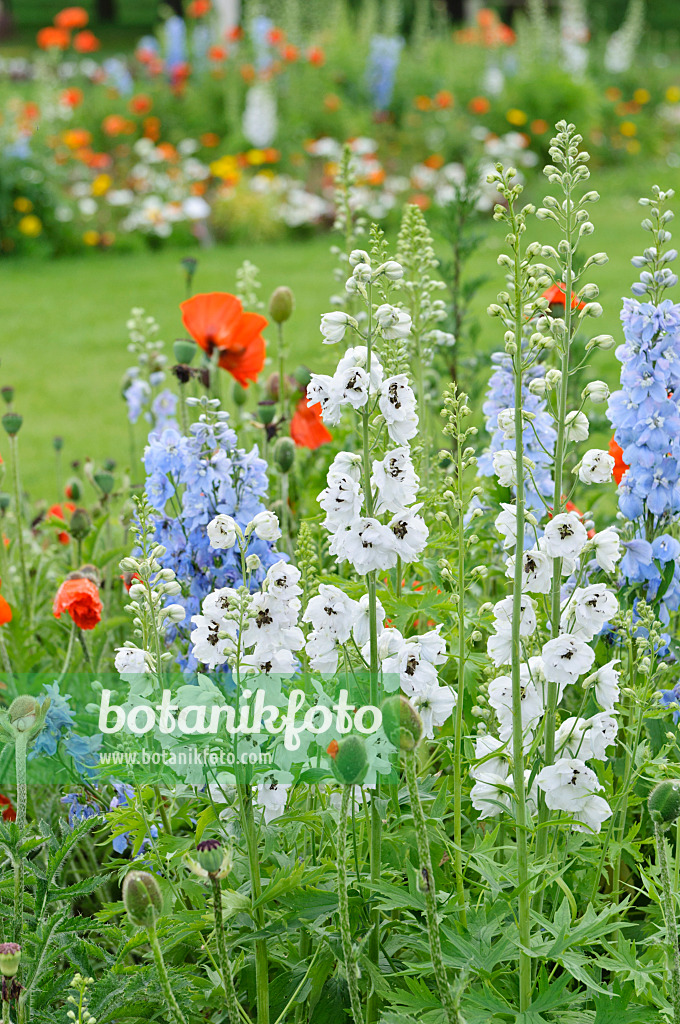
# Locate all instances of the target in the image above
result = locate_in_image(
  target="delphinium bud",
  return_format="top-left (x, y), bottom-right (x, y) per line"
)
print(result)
top-left (122, 870), bottom-right (163, 928)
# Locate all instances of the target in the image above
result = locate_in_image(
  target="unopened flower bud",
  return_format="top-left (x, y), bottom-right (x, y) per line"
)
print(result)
top-left (232, 382), bottom-right (247, 407)
top-left (186, 838), bottom-right (233, 879)
top-left (268, 286), bottom-right (295, 324)
top-left (381, 695), bottom-right (422, 752)
top-left (582, 380), bottom-right (609, 404)
top-left (122, 870), bottom-right (162, 928)
top-left (9, 695), bottom-right (39, 733)
top-left (94, 471), bottom-right (115, 495)
top-left (328, 735), bottom-right (368, 785)
top-left (649, 780), bottom-right (680, 827)
top-left (274, 437), bottom-right (295, 473)
top-left (69, 507), bottom-right (92, 541)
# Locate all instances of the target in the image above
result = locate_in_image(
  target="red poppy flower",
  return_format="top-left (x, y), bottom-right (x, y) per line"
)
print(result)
top-left (180, 292), bottom-right (267, 387)
top-left (306, 46), bottom-right (325, 66)
top-left (208, 45), bottom-right (226, 62)
top-left (326, 739), bottom-right (339, 758)
top-left (60, 87), bottom-right (83, 108)
top-left (227, 26), bottom-right (243, 42)
top-left (187, 0), bottom-right (210, 16)
top-left (129, 93), bottom-right (153, 115)
top-left (73, 30), bottom-right (100, 53)
top-left (0, 795), bottom-right (16, 822)
top-left (0, 583), bottom-right (11, 626)
top-left (54, 6), bottom-right (88, 28)
top-left (48, 502), bottom-right (76, 545)
top-left (37, 26), bottom-right (70, 50)
top-left (541, 283), bottom-right (585, 311)
top-left (53, 578), bottom-right (102, 630)
top-left (281, 44), bottom-right (298, 62)
top-left (609, 435), bottom-right (628, 485)
top-left (290, 396), bottom-right (332, 450)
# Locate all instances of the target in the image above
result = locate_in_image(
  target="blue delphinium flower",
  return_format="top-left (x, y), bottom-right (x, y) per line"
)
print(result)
top-left (64, 733), bottom-right (103, 778)
top-left (365, 35), bottom-right (404, 111)
top-left (30, 682), bottom-right (76, 758)
top-left (478, 351), bottom-right (555, 515)
top-left (61, 793), bottom-right (98, 829)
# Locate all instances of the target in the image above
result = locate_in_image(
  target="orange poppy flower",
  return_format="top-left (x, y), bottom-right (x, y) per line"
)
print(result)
top-left (60, 87), bottom-right (83, 108)
top-left (609, 436), bottom-right (628, 485)
top-left (53, 578), bottom-right (102, 630)
top-left (469, 95), bottom-right (490, 115)
top-left (307, 46), bottom-right (325, 66)
top-left (180, 292), bottom-right (268, 387)
top-left (129, 93), bottom-right (153, 115)
top-left (48, 502), bottom-right (76, 545)
top-left (37, 26), bottom-right (70, 50)
top-left (290, 396), bottom-right (332, 450)
top-left (282, 43), bottom-right (299, 62)
top-left (208, 45), bottom-right (226, 61)
top-left (0, 795), bottom-right (16, 822)
top-left (0, 588), bottom-right (11, 626)
top-left (187, 0), bottom-right (210, 14)
top-left (54, 6), bottom-right (88, 28)
top-left (541, 283), bottom-right (585, 311)
top-left (73, 30), bottom-right (100, 53)
top-left (227, 26), bottom-right (243, 41)
top-left (434, 90), bottom-right (454, 109)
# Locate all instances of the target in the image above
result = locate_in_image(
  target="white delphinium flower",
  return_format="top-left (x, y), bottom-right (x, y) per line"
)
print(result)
top-left (372, 448), bottom-right (419, 513)
top-left (564, 410), bottom-right (590, 442)
top-left (541, 633), bottom-right (595, 685)
top-left (588, 527), bottom-right (621, 573)
top-left (115, 646), bottom-right (149, 680)
top-left (352, 593), bottom-right (386, 647)
top-left (328, 451), bottom-right (363, 482)
top-left (249, 510), bottom-right (282, 542)
top-left (412, 682), bottom-right (456, 738)
top-left (190, 615), bottom-right (232, 669)
top-left (582, 380), bottom-right (610, 404)
top-left (387, 506), bottom-right (429, 563)
top-left (336, 345), bottom-right (384, 392)
top-left (495, 502), bottom-right (519, 549)
top-left (320, 311), bottom-right (357, 344)
top-left (542, 511), bottom-right (587, 560)
top-left (470, 772), bottom-right (512, 818)
top-left (492, 450), bottom-right (518, 487)
top-left (561, 583), bottom-right (618, 640)
top-left (305, 631), bottom-right (339, 673)
top-left (318, 473), bottom-right (364, 529)
top-left (255, 778), bottom-right (290, 824)
top-left (382, 636), bottom-right (442, 695)
top-left (303, 585), bottom-right (358, 642)
top-left (330, 517), bottom-right (397, 574)
top-left (378, 375), bottom-right (418, 445)
top-left (488, 672), bottom-right (544, 751)
top-left (240, 591), bottom-right (304, 652)
top-left (506, 547), bottom-right (552, 593)
top-left (536, 758), bottom-right (612, 833)
top-left (334, 364), bottom-right (371, 412)
top-left (470, 733), bottom-right (509, 781)
top-left (375, 303), bottom-right (412, 340)
top-left (592, 659), bottom-right (621, 710)
top-left (487, 595), bottom-right (537, 666)
top-left (308, 373), bottom-right (343, 425)
top-left (243, 646), bottom-right (297, 676)
top-left (263, 561), bottom-right (303, 602)
top-left (207, 514), bottom-right (239, 550)
top-left (578, 448), bottom-right (615, 484)
top-left (202, 586), bottom-right (240, 621)
top-left (496, 407), bottom-right (516, 439)
top-left (555, 711), bottom-right (618, 761)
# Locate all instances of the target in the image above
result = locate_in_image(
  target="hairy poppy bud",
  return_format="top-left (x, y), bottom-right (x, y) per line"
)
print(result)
top-left (69, 507), bottom-right (91, 541)
top-left (330, 735), bottom-right (368, 786)
top-left (1, 387), bottom-right (14, 405)
top-left (2, 413), bottom-right (22, 437)
top-left (122, 870), bottom-right (162, 927)
top-left (649, 781), bottom-right (680, 827)
top-left (381, 695), bottom-right (423, 752)
top-left (9, 696), bottom-right (39, 732)
top-left (268, 286), bottom-right (295, 324)
top-left (0, 943), bottom-right (21, 978)
top-left (173, 338), bottom-right (197, 365)
top-left (274, 437), bottom-right (295, 473)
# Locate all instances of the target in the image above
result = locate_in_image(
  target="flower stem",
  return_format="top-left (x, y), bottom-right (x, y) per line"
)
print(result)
top-left (453, 401), bottom-right (467, 926)
top-left (239, 784), bottom-right (269, 1024)
top-left (9, 436), bottom-right (28, 609)
top-left (149, 925), bottom-right (188, 1024)
top-left (13, 731), bottom-right (28, 946)
top-left (404, 750), bottom-right (459, 1024)
top-left (210, 876), bottom-right (241, 1024)
top-left (2, 999), bottom-right (11, 1024)
top-left (338, 786), bottom-right (363, 1024)
top-left (655, 822), bottom-right (680, 1024)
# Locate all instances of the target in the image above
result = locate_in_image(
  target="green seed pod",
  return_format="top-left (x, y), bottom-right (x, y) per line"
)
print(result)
top-left (329, 735), bottom-right (368, 786)
top-left (232, 381), bottom-right (248, 407)
top-left (1, 387), bottom-right (14, 406)
top-left (257, 401), bottom-right (276, 425)
top-left (293, 365), bottom-right (311, 389)
top-left (268, 286), bottom-right (295, 324)
top-left (53, 436), bottom-right (64, 452)
top-left (0, 493), bottom-right (10, 513)
top-left (69, 507), bottom-right (92, 541)
top-left (173, 338), bottom-right (197, 365)
top-left (122, 870), bottom-right (163, 928)
top-left (274, 437), bottom-right (295, 473)
top-left (2, 413), bottom-right (22, 437)
top-left (94, 471), bottom-right (115, 495)
top-left (0, 942), bottom-right (21, 978)
top-left (649, 780), bottom-right (680, 826)
top-left (382, 695), bottom-right (423, 752)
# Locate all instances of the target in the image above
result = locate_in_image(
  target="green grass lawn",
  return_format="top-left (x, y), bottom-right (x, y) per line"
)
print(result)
top-left (0, 160), bottom-right (672, 498)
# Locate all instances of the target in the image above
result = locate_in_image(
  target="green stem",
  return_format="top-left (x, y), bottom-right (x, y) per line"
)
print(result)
top-left (655, 822), bottom-right (680, 1024)
top-left (2, 999), bottom-right (11, 1024)
top-left (13, 732), bottom-right (27, 946)
top-left (338, 786), bottom-right (364, 1024)
top-left (57, 622), bottom-right (77, 682)
top-left (277, 322), bottom-right (287, 424)
top-left (404, 750), bottom-right (459, 1024)
top-left (149, 926), bottom-right (188, 1024)
top-left (509, 208), bottom-right (532, 1013)
top-left (9, 436), bottom-right (28, 609)
top-left (211, 876), bottom-right (241, 1024)
top-left (154, 785), bottom-right (173, 836)
top-left (240, 785), bottom-right (269, 1024)
top-left (0, 630), bottom-right (11, 676)
top-left (453, 408), bottom-right (467, 926)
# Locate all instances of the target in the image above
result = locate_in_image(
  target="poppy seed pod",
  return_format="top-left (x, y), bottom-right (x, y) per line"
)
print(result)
top-left (1, 387), bottom-right (14, 405)
top-left (0, 943), bottom-right (21, 978)
top-left (268, 286), bottom-right (295, 324)
top-left (649, 781), bottom-right (680, 827)
top-left (293, 365), bottom-right (311, 390)
top-left (257, 400), bottom-right (276, 425)
top-left (69, 507), bottom-right (92, 541)
top-left (53, 436), bottom-right (63, 452)
top-left (0, 494), bottom-right (10, 513)
top-left (2, 413), bottom-right (22, 437)
top-left (329, 735), bottom-right (368, 786)
top-left (94, 470), bottom-right (115, 495)
top-left (122, 870), bottom-right (163, 928)
top-left (382, 695), bottom-right (423, 751)
top-left (232, 381), bottom-right (248, 407)
top-left (274, 437), bottom-right (295, 473)
top-left (173, 338), bottom-right (197, 365)
top-left (186, 838), bottom-right (233, 880)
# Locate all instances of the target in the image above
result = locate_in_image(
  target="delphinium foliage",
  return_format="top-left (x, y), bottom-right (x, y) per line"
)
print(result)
top-left (4, 120), bottom-right (680, 1024)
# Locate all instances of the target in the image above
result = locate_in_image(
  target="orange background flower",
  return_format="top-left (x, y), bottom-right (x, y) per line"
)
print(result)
top-left (180, 292), bottom-right (268, 387)
top-left (53, 578), bottom-right (102, 630)
top-left (290, 396), bottom-right (332, 449)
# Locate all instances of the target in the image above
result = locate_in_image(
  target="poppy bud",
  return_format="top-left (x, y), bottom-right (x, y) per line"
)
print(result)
top-left (274, 437), bottom-right (295, 473)
top-left (330, 735), bottom-right (368, 786)
top-left (94, 471), bottom-right (115, 495)
top-left (232, 382), bottom-right (248, 407)
top-left (2, 413), bottom-right (22, 437)
top-left (0, 494), bottom-right (9, 513)
top-left (185, 838), bottom-right (233, 879)
top-left (268, 286), bottom-right (295, 324)
top-left (257, 401), bottom-right (276, 425)
top-left (0, 943), bottom-right (21, 978)
top-left (173, 338), bottom-right (197, 365)
top-left (381, 695), bottom-right (423, 752)
top-left (1, 387), bottom-right (14, 405)
top-left (9, 695), bottom-right (39, 733)
top-left (293, 365), bottom-right (311, 390)
top-left (65, 477), bottom-right (82, 501)
top-left (649, 781), bottom-right (680, 827)
top-left (122, 870), bottom-right (162, 928)
top-left (69, 507), bottom-right (91, 541)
